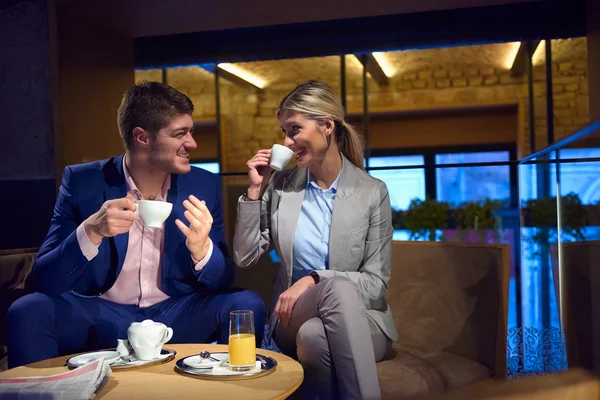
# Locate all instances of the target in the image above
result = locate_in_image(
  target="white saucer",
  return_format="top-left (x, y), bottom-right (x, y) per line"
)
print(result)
top-left (68, 351), bottom-right (121, 367)
top-left (183, 354), bottom-right (224, 369)
top-left (176, 353), bottom-right (278, 380)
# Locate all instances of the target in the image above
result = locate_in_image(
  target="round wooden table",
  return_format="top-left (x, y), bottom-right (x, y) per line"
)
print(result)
top-left (0, 344), bottom-right (304, 399)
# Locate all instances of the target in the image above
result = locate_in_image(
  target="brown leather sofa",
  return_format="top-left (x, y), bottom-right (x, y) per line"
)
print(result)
top-left (551, 240), bottom-right (600, 371)
top-left (1, 241), bottom-right (509, 399)
top-left (377, 241), bottom-right (509, 399)
top-left (0, 248), bottom-right (37, 370)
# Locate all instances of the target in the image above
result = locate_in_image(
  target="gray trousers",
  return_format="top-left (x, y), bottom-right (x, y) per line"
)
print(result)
top-left (273, 276), bottom-right (391, 400)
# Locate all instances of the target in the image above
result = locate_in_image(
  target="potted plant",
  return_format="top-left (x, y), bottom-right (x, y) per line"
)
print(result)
top-left (403, 198), bottom-right (451, 241)
top-left (524, 193), bottom-right (586, 243)
top-left (391, 208), bottom-right (406, 231)
top-left (522, 192), bottom-right (587, 261)
top-left (585, 200), bottom-right (600, 227)
top-left (449, 199), bottom-right (503, 243)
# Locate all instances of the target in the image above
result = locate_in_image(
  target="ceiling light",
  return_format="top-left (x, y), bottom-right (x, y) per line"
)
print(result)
top-left (372, 52), bottom-right (394, 77)
top-left (532, 41), bottom-right (545, 66)
top-left (505, 42), bottom-right (522, 69)
top-left (217, 63), bottom-right (266, 89)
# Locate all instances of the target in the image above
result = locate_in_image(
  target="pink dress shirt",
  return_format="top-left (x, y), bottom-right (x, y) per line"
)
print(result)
top-left (76, 159), bottom-right (213, 307)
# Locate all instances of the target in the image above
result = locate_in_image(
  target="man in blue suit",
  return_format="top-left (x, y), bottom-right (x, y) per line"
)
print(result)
top-left (7, 81), bottom-right (265, 368)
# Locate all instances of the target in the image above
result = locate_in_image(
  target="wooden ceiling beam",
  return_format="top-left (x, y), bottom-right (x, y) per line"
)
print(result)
top-left (199, 64), bottom-right (263, 93)
top-left (354, 53), bottom-right (390, 86)
top-left (217, 66), bottom-right (264, 93)
top-left (511, 40), bottom-right (541, 77)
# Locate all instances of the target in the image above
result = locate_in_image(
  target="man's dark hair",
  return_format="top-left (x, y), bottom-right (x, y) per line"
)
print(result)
top-left (117, 81), bottom-right (194, 148)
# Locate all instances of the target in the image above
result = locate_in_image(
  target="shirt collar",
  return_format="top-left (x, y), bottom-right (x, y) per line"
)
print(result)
top-left (122, 155), bottom-right (171, 201)
top-left (306, 158), bottom-right (343, 193)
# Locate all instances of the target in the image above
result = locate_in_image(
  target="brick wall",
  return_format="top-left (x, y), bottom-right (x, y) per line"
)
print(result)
top-left (531, 60), bottom-right (589, 144)
top-left (136, 67), bottom-right (218, 121)
top-left (589, 0), bottom-right (600, 121)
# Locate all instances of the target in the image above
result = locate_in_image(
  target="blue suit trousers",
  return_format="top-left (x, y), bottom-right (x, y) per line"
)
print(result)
top-left (7, 289), bottom-right (265, 368)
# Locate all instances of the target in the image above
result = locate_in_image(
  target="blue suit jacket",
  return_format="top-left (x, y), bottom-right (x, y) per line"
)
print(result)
top-left (33, 155), bottom-right (235, 297)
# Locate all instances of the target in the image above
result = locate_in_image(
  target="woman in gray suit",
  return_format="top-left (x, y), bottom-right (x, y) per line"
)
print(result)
top-left (233, 80), bottom-right (398, 400)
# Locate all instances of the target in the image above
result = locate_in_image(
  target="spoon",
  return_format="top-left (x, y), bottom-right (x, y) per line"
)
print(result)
top-left (120, 355), bottom-right (136, 363)
top-left (200, 350), bottom-right (220, 362)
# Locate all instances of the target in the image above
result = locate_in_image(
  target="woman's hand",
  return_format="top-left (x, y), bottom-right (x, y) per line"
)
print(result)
top-left (274, 276), bottom-right (316, 328)
top-left (246, 149), bottom-right (272, 200)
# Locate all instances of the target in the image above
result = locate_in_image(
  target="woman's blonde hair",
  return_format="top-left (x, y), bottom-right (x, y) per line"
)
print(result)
top-left (276, 80), bottom-right (365, 170)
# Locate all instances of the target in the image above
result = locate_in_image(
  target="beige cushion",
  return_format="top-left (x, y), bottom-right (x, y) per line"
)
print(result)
top-left (387, 242), bottom-right (504, 372)
top-left (378, 345), bottom-right (491, 399)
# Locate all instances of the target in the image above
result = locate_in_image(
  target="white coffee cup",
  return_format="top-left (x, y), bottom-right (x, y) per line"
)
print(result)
top-left (134, 200), bottom-right (173, 228)
top-left (127, 320), bottom-right (173, 361)
top-left (270, 144), bottom-right (294, 171)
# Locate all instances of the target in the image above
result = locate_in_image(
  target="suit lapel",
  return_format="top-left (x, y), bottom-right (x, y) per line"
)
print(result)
top-left (104, 155), bottom-right (129, 271)
top-left (163, 173), bottom-right (185, 281)
top-left (329, 156), bottom-right (362, 270)
top-left (277, 168), bottom-right (306, 282)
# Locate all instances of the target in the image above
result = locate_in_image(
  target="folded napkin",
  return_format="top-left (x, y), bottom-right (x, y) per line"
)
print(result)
top-left (211, 361), bottom-right (262, 376)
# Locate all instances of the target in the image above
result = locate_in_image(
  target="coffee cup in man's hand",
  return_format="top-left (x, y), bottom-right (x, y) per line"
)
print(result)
top-left (134, 200), bottom-right (173, 228)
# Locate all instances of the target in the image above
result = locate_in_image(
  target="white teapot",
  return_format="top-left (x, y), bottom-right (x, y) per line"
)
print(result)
top-left (127, 319), bottom-right (173, 361)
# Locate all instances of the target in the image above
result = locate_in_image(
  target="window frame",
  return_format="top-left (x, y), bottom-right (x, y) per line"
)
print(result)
top-left (368, 142), bottom-right (518, 207)
top-left (190, 158), bottom-right (221, 174)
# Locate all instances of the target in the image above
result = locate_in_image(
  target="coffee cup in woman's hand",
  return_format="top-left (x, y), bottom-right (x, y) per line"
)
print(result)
top-left (269, 144), bottom-right (294, 171)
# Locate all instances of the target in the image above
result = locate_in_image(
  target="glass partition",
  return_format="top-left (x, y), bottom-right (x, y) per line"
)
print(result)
top-left (518, 120), bottom-right (600, 374)
top-left (553, 123), bottom-right (600, 370)
top-left (518, 153), bottom-right (564, 373)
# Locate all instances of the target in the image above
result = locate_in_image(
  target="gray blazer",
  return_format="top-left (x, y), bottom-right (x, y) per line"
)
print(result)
top-left (233, 154), bottom-right (399, 342)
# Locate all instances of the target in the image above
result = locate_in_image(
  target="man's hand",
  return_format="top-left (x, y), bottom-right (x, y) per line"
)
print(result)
top-left (175, 195), bottom-right (213, 261)
top-left (84, 194), bottom-right (137, 245)
top-left (274, 276), bottom-right (316, 328)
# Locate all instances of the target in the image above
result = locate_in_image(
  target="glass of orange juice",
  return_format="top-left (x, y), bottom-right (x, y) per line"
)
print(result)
top-left (228, 310), bottom-right (256, 371)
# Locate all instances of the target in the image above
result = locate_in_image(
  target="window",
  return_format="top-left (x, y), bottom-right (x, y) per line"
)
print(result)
top-left (436, 151), bottom-right (511, 204)
top-left (368, 146), bottom-right (515, 242)
top-left (519, 148), bottom-right (600, 204)
top-left (191, 162), bottom-right (220, 174)
top-left (554, 148), bottom-right (600, 203)
top-left (368, 155), bottom-right (425, 211)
